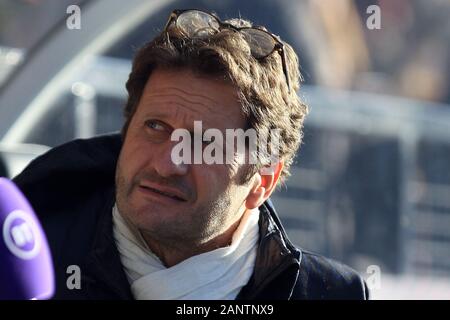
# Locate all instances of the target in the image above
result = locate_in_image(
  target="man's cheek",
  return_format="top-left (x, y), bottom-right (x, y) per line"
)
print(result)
top-left (122, 150), bottom-right (144, 179)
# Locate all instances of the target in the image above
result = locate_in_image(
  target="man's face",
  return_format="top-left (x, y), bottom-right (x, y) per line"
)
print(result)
top-left (115, 68), bottom-right (255, 246)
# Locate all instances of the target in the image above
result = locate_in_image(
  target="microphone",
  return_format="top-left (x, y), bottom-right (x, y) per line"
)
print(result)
top-left (0, 177), bottom-right (54, 300)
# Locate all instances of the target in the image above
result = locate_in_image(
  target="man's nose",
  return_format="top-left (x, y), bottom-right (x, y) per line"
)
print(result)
top-left (152, 141), bottom-right (189, 178)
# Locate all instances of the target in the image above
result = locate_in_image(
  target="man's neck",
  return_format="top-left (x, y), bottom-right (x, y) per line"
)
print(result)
top-left (141, 214), bottom-right (245, 268)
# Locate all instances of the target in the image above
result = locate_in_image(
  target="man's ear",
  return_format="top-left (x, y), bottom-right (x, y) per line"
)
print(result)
top-left (245, 161), bottom-right (284, 210)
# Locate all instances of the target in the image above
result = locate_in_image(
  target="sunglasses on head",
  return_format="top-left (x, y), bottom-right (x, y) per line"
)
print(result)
top-left (164, 9), bottom-right (291, 92)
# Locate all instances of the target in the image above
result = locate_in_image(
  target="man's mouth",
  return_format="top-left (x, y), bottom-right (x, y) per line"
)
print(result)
top-left (139, 184), bottom-right (187, 202)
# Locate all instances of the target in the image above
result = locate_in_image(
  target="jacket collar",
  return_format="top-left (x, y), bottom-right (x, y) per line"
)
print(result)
top-left (236, 199), bottom-right (302, 299)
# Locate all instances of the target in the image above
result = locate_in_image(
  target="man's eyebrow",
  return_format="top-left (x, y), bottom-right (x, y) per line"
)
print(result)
top-left (142, 110), bottom-right (173, 121)
top-left (142, 111), bottom-right (218, 135)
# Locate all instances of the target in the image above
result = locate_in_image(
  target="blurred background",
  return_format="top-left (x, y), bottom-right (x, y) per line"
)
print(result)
top-left (0, 0), bottom-right (449, 299)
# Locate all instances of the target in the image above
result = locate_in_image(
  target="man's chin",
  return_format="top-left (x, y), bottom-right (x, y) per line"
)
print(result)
top-left (129, 202), bottom-right (189, 227)
top-left (133, 212), bottom-right (200, 243)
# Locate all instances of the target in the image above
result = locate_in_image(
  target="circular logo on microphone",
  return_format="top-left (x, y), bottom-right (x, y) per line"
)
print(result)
top-left (2, 210), bottom-right (41, 260)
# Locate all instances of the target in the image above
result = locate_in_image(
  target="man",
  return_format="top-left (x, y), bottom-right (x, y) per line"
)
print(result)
top-left (14, 9), bottom-right (368, 299)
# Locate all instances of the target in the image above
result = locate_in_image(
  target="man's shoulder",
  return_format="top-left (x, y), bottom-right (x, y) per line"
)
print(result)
top-left (14, 133), bottom-right (122, 189)
top-left (12, 133), bottom-right (121, 225)
top-left (11, 134), bottom-right (122, 267)
top-left (292, 248), bottom-right (369, 300)
top-left (259, 200), bottom-right (368, 300)
top-left (16, 133), bottom-right (121, 177)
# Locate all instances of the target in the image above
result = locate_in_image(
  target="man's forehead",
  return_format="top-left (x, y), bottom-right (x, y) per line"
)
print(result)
top-left (142, 88), bottom-right (221, 115)
top-left (144, 68), bottom-right (239, 102)
top-left (138, 68), bottom-right (246, 129)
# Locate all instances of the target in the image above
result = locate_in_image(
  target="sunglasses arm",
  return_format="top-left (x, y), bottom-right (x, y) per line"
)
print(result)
top-left (280, 47), bottom-right (291, 94)
top-left (163, 12), bottom-right (178, 30)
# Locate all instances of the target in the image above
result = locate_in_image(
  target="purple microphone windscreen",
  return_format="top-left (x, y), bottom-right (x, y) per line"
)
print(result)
top-left (0, 177), bottom-right (54, 300)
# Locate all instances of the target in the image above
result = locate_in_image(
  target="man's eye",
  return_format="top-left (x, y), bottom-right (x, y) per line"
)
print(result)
top-left (145, 120), bottom-right (165, 131)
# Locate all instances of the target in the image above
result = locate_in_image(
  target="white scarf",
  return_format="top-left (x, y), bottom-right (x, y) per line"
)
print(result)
top-left (112, 204), bottom-right (260, 300)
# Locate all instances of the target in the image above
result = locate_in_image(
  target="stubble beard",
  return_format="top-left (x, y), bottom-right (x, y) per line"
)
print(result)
top-left (114, 161), bottom-right (236, 251)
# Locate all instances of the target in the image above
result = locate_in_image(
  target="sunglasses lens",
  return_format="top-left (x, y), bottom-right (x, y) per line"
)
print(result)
top-left (241, 29), bottom-right (276, 58)
top-left (177, 10), bottom-right (220, 38)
